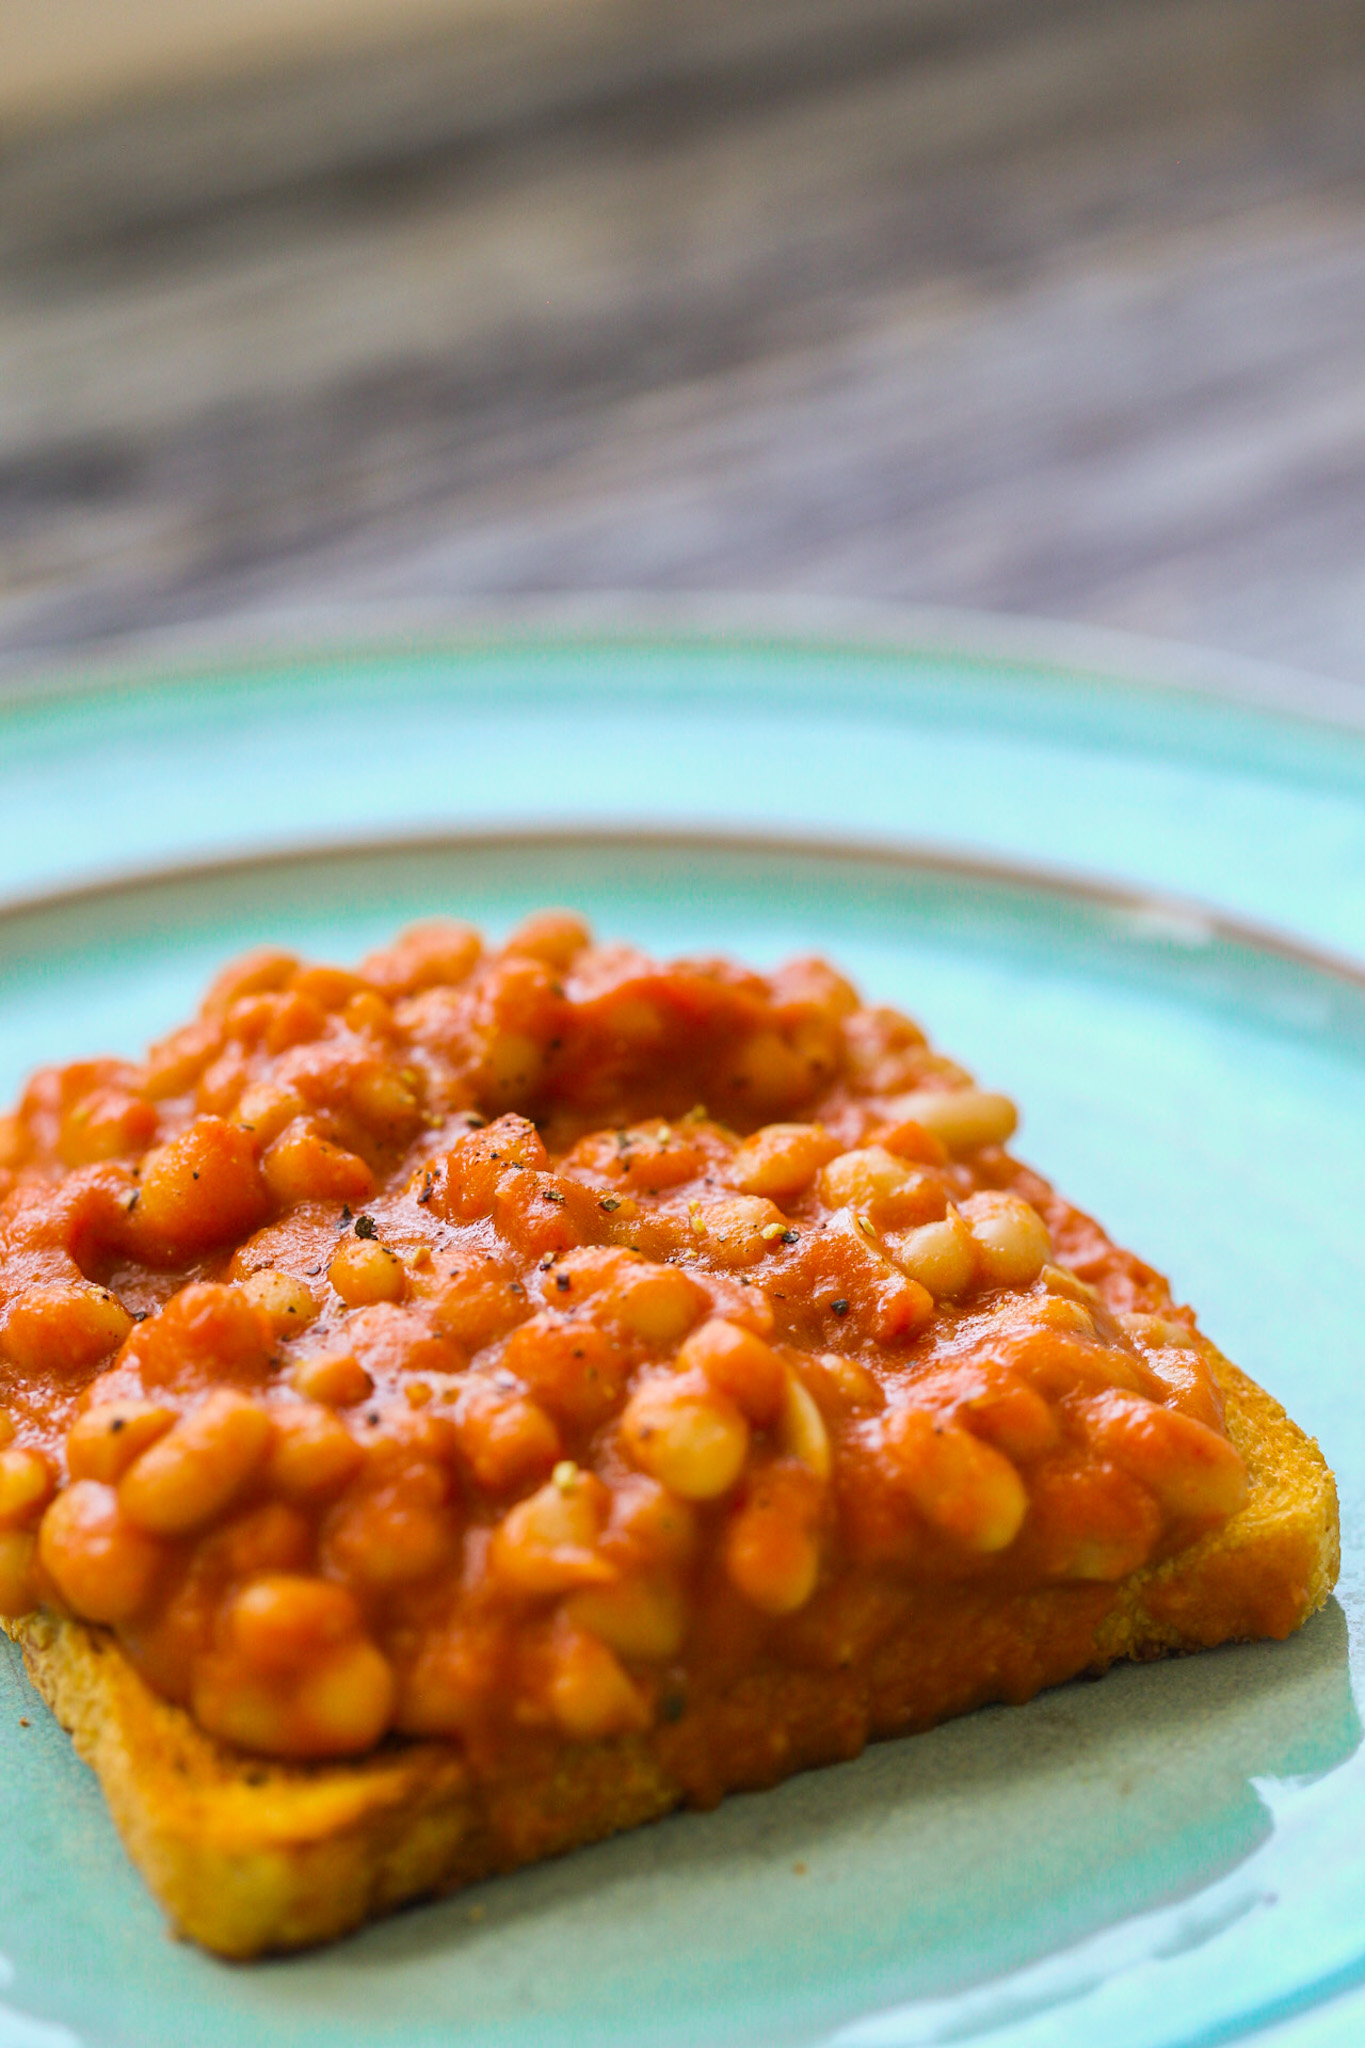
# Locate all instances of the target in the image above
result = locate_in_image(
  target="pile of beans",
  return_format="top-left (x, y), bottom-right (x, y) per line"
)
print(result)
top-left (0, 914), bottom-right (1246, 1759)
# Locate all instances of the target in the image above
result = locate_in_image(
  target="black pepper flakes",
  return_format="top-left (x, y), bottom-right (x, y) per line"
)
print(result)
top-left (781, 1228), bottom-right (799, 1244)
top-left (832, 1298), bottom-right (850, 1317)
top-left (353, 1215), bottom-right (377, 1239)
top-left (555, 1272), bottom-right (571, 1293)
top-left (599, 1196), bottom-right (622, 1213)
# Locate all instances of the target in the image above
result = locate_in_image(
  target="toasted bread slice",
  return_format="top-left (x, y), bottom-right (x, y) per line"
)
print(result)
top-left (6, 1352), bottom-right (1337, 1960)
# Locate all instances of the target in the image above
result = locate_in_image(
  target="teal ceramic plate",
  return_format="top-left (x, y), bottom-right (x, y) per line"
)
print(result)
top-left (3, 616), bottom-right (1365, 2048)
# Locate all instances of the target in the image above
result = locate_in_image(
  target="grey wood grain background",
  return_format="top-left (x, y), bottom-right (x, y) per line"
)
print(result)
top-left (2, 0), bottom-right (1363, 683)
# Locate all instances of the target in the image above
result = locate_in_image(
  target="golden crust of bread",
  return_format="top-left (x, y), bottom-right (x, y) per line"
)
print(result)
top-left (5, 1352), bottom-right (1338, 1960)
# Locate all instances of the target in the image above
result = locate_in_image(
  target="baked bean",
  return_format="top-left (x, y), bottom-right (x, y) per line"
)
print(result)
top-left (959, 1192), bottom-right (1051, 1289)
top-left (267, 1404), bottom-right (364, 1499)
top-left (882, 1408), bottom-right (1028, 1553)
top-left (433, 1115), bottom-right (547, 1221)
top-left (777, 1368), bottom-right (832, 1480)
top-left (619, 1377), bottom-right (749, 1500)
top-left (329, 1236), bottom-right (406, 1308)
top-left (129, 1118), bottom-right (269, 1263)
top-left (0, 1447), bottom-right (54, 1527)
top-left (290, 1354), bottom-right (373, 1408)
top-left (1034, 1296), bottom-right (1096, 1339)
top-left (263, 1121), bottom-right (375, 1206)
top-left (1, 1282), bottom-right (133, 1377)
top-left (194, 1049), bottom-right (249, 1117)
top-left (119, 1390), bottom-right (275, 1535)
top-left (1030, 1458), bottom-right (1162, 1581)
top-left (420, 1256), bottom-right (531, 1352)
top-left (1082, 1392), bottom-right (1248, 1522)
top-left (606, 1476), bottom-right (698, 1568)
top-left (238, 1268), bottom-right (319, 1332)
top-left (889, 1212), bottom-right (976, 1299)
top-left (723, 1462), bottom-right (823, 1615)
top-left (289, 965), bottom-right (372, 1012)
top-left (1135, 1345), bottom-right (1227, 1434)
top-left (1040, 1263), bottom-right (1101, 1307)
top-left (143, 1016), bottom-right (223, 1099)
top-left (452, 1380), bottom-right (562, 1492)
top-left (67, 1401), bottom-right (177, 1485)
top-left (125, 1283), bottom-right (274, 1392)
top-left (193, 1635), bottom-right (395, 1758)
top-left (230, 1083), bottom-right (304, 1148)
top-left (675, 1318), bottom-right (786, 1427)
top-left (731, 1123), bottom-right (841, 1199)
top-left (40, 1480), bottom-right (166, 1621)
top-left (884, 1088), bottom-right (1018, 1154)
top-left (1004, 1322), bottom-right (1147, 1402)
top-left (227, 990), bottom-right (326, 1056)
top-left (1119, 1311), bottom-right (1199, 1350)
top-left (819, 1146), bottom-right (916, 1212)
top-left (202, 947), bottom-right (299, 1015)
top-left (58, 1087), bottom-right (159, 1168)
top-left (490, 1470), bottom-right (613, 1595)
top-left (323, 1459), bottom-right (455, 1590)
top-left (872, 1117), bottom-right (949, 1165)
top-left (566, 1572), bottom-right (687, 1660)
top-left (360, 919), bottom-right (481, 997)
top-left (491, 1169), bottom-right (600, 1260)
top-left (348, 1065), bottom-right (421, 1141)
top-left (609, 1123), bottom-right (707, 1193)
top-left (798, 1350), bottom-right (882, 1415)
top-left (342, 991), bottom-right (394, 1036)
top-left (823, 1209), bottom-right (937, 1343)
top-left (502, 1314), bottom-right (627, 1427)
top-left (290, 1639), bottom-right (397, 1753)
top-left (692, 1195), bottom-right (788, 1269)
top-left (505, 910), bottom-right (592, 969)
top-left (546, 1625), bottom-right (649, 1739)
top-left (607, 1262), bottom-right (706, 1346)
top-left (961, 1376), bottom-right (1060, 1462)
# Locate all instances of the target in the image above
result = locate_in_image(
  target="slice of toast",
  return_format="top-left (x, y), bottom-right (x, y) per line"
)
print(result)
top-left (5, 1351), bottom-right (1337, 1960)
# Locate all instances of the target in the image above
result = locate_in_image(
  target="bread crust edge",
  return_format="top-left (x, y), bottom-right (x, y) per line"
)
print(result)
top-left (4, 1354), bottom-right (1339, 1959)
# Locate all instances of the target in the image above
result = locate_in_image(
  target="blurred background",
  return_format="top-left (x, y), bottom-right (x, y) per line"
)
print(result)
top-left (3, 0), bottom-right (1365, 684)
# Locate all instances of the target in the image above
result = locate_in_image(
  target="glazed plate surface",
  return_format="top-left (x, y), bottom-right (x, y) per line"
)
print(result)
top-left (3, 617), bottom-right (1365, 2048)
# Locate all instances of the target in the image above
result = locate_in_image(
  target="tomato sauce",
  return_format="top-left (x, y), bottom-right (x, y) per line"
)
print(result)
top-left (0, 913), bottom-right (1244, 1762)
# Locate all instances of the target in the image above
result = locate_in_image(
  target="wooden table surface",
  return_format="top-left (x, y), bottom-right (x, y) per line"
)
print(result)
top-left (2, 0), bottom-right (1364, 686)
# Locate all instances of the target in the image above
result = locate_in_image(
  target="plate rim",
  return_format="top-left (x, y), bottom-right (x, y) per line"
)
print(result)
top-left (4, 593), bottom-right (1365, 740)
top-left (6, 819), bottom-right (1365, 999)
